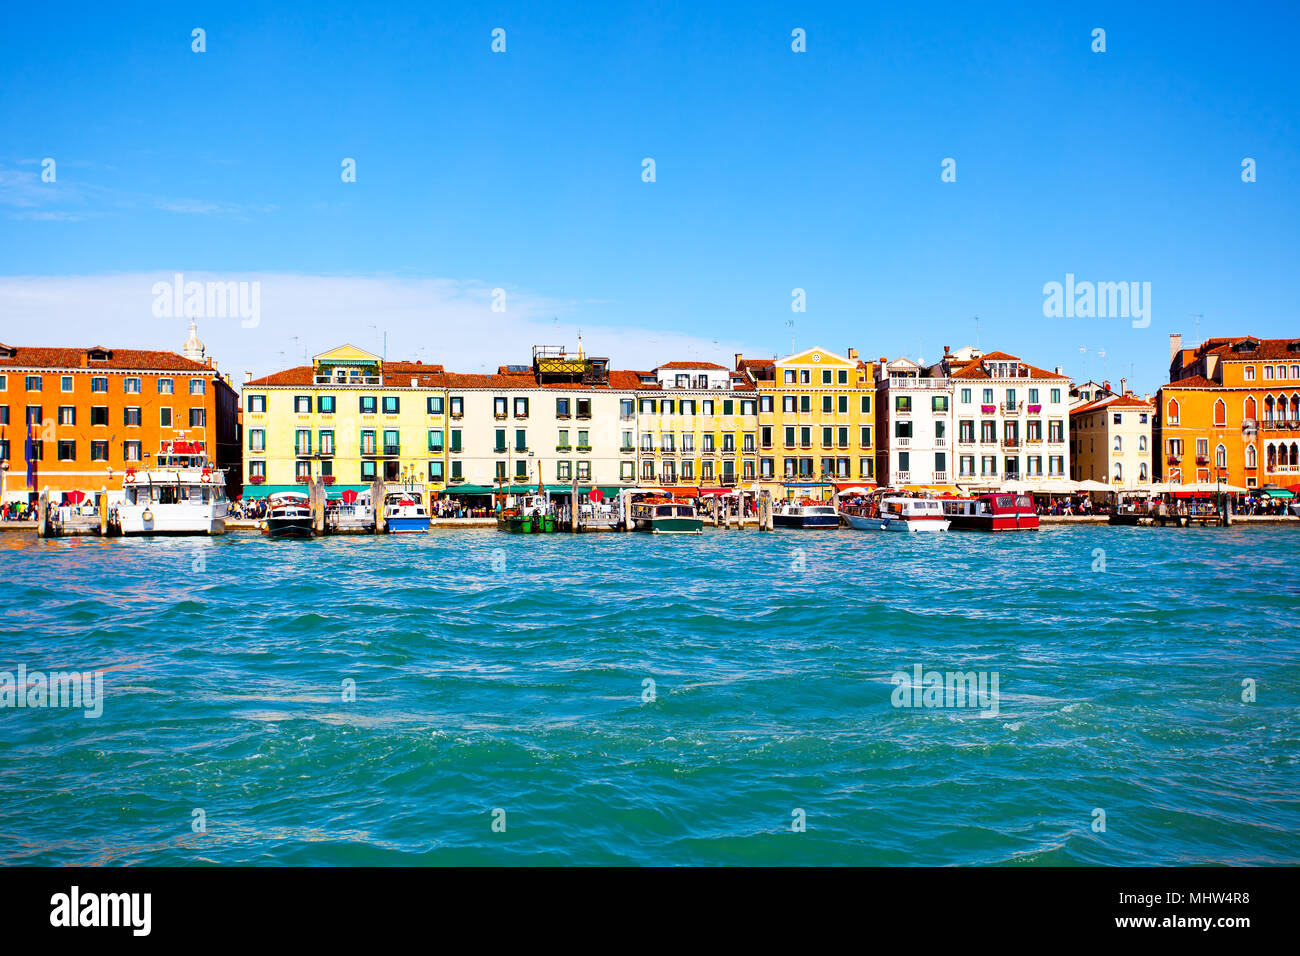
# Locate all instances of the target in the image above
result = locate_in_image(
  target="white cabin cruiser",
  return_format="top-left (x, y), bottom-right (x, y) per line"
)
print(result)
top-left (841, 495), bottom-right (950, 532)
top-left (116, 456), bottom-right (228, 536)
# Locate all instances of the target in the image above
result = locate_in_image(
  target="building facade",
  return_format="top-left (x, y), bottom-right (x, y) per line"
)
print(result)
top-left (1156, 334), bottom-right (1300, 488)
top-left (874, 357), bottom-right (954, 490)
top-left (736, 346), bottom-right (878, 498)
top-left (937, 346), bottom-right (1071, 488)
top-left (633, 362), bottom-right (759, 489)
top-left (0, 334), bottom-right (240, 502)
top-left (1069, 393), bottom-right (1154, 486)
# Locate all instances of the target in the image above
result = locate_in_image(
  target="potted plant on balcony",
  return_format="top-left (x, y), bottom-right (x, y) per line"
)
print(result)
top-left (249, 475), bottom-right (266, 485)
top-left (322, 475), bottom-right (336, 485)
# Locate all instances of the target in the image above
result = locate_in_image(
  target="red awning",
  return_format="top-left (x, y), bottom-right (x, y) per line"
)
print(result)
top-left (833, 481), bottom-right (877, 492)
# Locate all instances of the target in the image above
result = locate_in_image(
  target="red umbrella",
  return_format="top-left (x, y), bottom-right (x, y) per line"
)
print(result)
top-left (341, 490), bottom-right (358, 504)
top-left (65, 490), bottom-right (85, 505)
top-left (1287, 484), bottom-right (1300, 495)
top-left (589, 488), bottom-right (603, 503)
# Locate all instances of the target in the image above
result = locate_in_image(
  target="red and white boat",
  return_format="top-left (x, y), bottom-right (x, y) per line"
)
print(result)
top-left (942, 493), bottom-right (1039, 532)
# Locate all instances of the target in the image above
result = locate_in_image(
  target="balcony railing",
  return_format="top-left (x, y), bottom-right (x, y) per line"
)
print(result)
top-left (1002, 438), bottom-right (1020, 449)
top-left (933, 471), bottom-right (948, 481)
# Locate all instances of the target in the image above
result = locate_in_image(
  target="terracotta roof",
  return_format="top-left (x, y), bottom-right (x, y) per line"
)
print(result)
top-left (1161, 375), bottom-right (1219, 389)
top-left (1070, 394), bottom-right (1153, 416)
top-left (978, 350), bottom-right (1019, 361)
top-left (657, 360), bottom-right (727, 370)
top-left (948, 354), bottom-right (1067, 381)
top-left (1203, 337), bottom-right (1300, 361)
top-left (0, 345), bottom-right (213, 372)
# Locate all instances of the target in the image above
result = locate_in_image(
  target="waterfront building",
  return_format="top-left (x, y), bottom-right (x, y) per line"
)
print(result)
top-left (242, 345), bottom-right (445, 499)
top-left (633, 361), bottom-right (759, 490)
top-left (1069, 392), bottom-right (1154, 486)
top-left (1069, 379), bottom-right (1121, 410)
top-left (0, 325), bottom-right (240, 502)
top-left (445, 345), bottom-right (640, 499)
top-left (735, 347), bottom-right (878, 498)
top-left (243, 342), bottom-right (642, 504)
top-left (935, 346), bottom-right (1071, 488)
top-left (873, 356), bottom-right (955, 491)
top-left (1156, 333), bottom-right (1300, 488)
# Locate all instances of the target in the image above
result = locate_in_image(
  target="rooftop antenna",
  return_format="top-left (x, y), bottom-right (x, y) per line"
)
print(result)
top-left (1078, 345), bottom-right (1088, 381)
top-left (1191, 313), bottom-right (1203, 344)
top-left (973, 316), bottom-right (980, 352)
top-left (1098, 348), bottom-right (1108, 382)
top-left (785, 318), bottom-right (795, 354)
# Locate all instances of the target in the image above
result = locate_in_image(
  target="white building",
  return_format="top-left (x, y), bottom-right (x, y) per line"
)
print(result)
top-left (938, 346), bottom-right (1072, 488)
top-left (874, 357), bottom-right (954, 489)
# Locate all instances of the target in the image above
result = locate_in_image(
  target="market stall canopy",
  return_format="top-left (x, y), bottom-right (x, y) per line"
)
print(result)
top-left (1261, 488), bottom-right (1295, 499)
top-left (1075, 479), bottom-right (1112, 492)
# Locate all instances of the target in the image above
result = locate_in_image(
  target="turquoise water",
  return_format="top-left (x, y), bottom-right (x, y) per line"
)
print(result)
top-left (1, 525), bottom-right (1297, 866)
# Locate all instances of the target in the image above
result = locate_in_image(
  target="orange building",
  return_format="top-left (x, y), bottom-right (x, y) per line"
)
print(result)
top-left (0, 328), bottom-right (240, 502)
top-left (1155, 334), bottom-right (1300, 489)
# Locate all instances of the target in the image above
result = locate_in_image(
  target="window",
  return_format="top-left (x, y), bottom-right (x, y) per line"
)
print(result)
top-left (577, 430), bottom-right (590, 449)
top-left (249, 429), bottom-right (265, 452)
top-left (1166, 398), bottom-right (1179, 424)
top-left (158, 378), bottom-right (175, 394)
top-left (189, 408), bottom-right (206, 428)
top-left (556, 397), bottom-right (571, 417)
top-left (1113, 413), bottom-right (1122, 425)
top-left (621, 461), bottom-right (635, 480)
top-left (295, 429), bottom-right (311, 455)
top-left (360, 396), bottom-right (377, 414)
top-left (428, 461), bottom-right (444, 481)
top-left (450, 429), bottom-right (462, 452)
top-left (784, 370), bottom-right (796, 384)
top-left (317, 395), bottom-right (336, 414)
top-left (91, 440), bottom-right (108, 461)
top-left (557, 460), bottom-right (572, 481)
top-left (822, 370), bottom-right (832, 384)
top-left (640, 399), bottom-right (655, 414)
top-left (822, 395), bottom-right (833, 413)
top-left (124, 377), bottom-right (141, 394)
top-left (428, 430), bottom-right (444, 452)
top-left (577, 461), bottom-right (590, 481)
top-left (860, 395), bottom-right (871, 414)
top-left (25, 375), bottom-right (42, 391)
top-left (189, 379), bottom-right (206, 395)
top-left (1048, 420), bottom-right (1063, 443)
top-left (1213, 399), bottom-right (1226, 427)
top-left (58, 406), bottom-right (75, 425)
top-left (123, 407), bottom-right (141, 427)
top-left (1264, 365), bottom-right (1275, 380)
top-left (383, 429), bottom-right (400, 455)
top-left (860, 426), bottom-right (871, 447)
top-left (319, 431), bottom-right (334, 455)
top-left (60, 376), bottom-right (73, 392)
top-left (1215, 444), bottom-right (1227, 469)
top-left (451, 461), bottom-right (462, 480)
top-left (91, 377), bottom-right (108, 393)
top-left (799, 395), bottom-right (811, 413)
top-left (1139, 435), bottom-right (1147, 452)
top-left (495, 429), bottom-right (507, 452)
top-left (760, 395), bottom-right (773, 413)
top-left (57, 440), bottom-right (75, 461)
top-left (961, 389), bottom-right (972, 404)
top-left (361, 460), bottom-right (377, 481)
top-left (247, 394), bottom-right (265, 413)
top-left (514, 397), bottom-right (529, 418)
top-left (783, 396), bottom-right (797, 413)
top-left (1113, 435), bottom-right (1122, 452)
top-left (620, 399), bottom-right (634, 419)
top-left (983, 388), bottom-right (994, 404)
top-left (662, 399), bottom-right (676, 415)
top-left (90, 406), bottom-right (107, 426)
top-left (932, 395), bottom-right (949, 412)
top-left (515, 429), bottom-right (527, 452)
top-left (450, 397), bottom-right (463, 418)
top-left (515, 460), bottom-right (528, 479)
top-left (1050, 388), bottom-right (1061, 404)
top-left (427, 396), bottom-right (444, 415)
top-left (761, 426), bottom-right (772, 448)
top-left (294, 395), bottom-right (311, 413)
top-left (123, 441), bottom-right (141, 462)
top-left (1245, 366), bottom-right (1256, 381)
top-left (382, 396), bottom-right (400, 414)
top-left (1028, 388), bottom-right (1039, 404)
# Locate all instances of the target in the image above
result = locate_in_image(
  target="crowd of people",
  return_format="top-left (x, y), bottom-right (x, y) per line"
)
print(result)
top-left (1037, 496), bottom-right (1104, 516)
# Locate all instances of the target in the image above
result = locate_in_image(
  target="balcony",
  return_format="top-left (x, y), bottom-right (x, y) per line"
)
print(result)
top-left (556, 444), bottom-right (572, 452)
top-left (1261, 419), bottom-right (1300, 432)
top-left (895, 471), bottom-right (911, 481)
top-left (1001, 438), bottom-right (1020, 450)
top-left (1195, 455), bottom-right (1209, 465)
top-left (1000, 401), bottom-right (1023, 414)
top-left (933, 471), bottom-right (948, 481)
top-left (935, 437), bottom-right (946, 447)
top-left (896, 437), bottom-right (911, 447)
top-left (1025, 436), bottom-right (1043, 444)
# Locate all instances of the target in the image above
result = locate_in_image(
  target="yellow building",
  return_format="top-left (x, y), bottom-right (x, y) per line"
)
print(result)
top-left (736, 347), bottom-right (877, 499)
top-left (631, 361), bottom-right (760, 489)
top-left (242, 345), bottom-right (448, 498)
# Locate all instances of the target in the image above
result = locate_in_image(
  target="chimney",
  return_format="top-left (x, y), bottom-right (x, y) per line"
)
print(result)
top-left (244, 371), bottom-right (252, 384)
top-left (943, 345), bottom-right (950, 356)
top-left (1054, 366), bottom-right (1063, 375)
top-left (1120, 377), bottom-right (1127, 395)
top-left (410, 376), bottom-right (418, 387)
top-left (734, 352), bottom-right (743, 369)
top-left (879, 356), bottom-right (887, 366)
top-left (210, 358), bottom-right (218, 371)
top-left (847, 347), bottom-right (858, 360)
top-left (1169, 333), bottom-right (1182, 363)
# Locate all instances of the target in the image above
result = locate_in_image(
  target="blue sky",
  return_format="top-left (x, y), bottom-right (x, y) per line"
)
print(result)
top-left (1, 1), bottom-right (1297, 390)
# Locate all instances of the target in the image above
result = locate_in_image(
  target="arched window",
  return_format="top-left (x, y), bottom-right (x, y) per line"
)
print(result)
top-left (1213, 399), bottom-right (1227, 426)
top-left (1113, 462), bottom-right (1123, 482)
top-left (1264, 396), bottom-right (1275, 421)
top-left (1246, 444), bottom-right (1257, 468)
top-left (1139, 462), bottom-right (1149, 481)
top-left (1215, 444), bottom-right (1227, 469)
top-left (1291, 395), bottom-right (1299, 420)
top-left (1244, 395), bottom-right (1257, 422)
top-left (1166, 398), bottom-right (1180, 424)
top-left (1113, 435), bottom-right (1122, 452)
top-left (1139, 435), bottom-right (1147, 452)
top-left (1292, 442), bottom-right (1299, 466)
top-left (1267, 444), bottom-right (1277, 469)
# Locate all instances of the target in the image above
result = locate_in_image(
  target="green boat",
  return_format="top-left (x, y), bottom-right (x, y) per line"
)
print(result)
top-left (630, 497), bottom-right (704, 534)
top-left (496, 495), bottom-right (558, 533)
top-left (497, 512), bottom-right (557, 533)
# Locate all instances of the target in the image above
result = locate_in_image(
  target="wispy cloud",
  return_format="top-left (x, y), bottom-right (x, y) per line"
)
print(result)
top-left (0, 165), bottom-right (268, 221)
top-left (0, 273), bottom-right (765, 382)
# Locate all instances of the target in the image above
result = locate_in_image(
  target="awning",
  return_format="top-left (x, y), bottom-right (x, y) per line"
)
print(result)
top-left (242, 483), bottom-right (369, 499)
top-left (1262, 488), bottom-right (1294, 498)
top-left (833, 481), bottom-right (877, 492)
